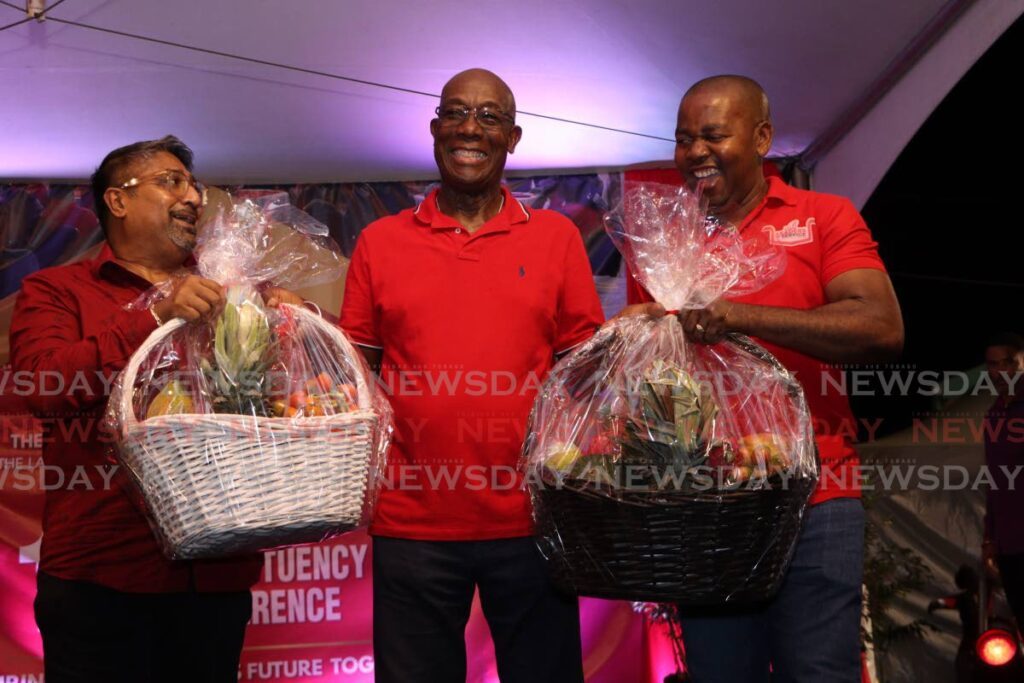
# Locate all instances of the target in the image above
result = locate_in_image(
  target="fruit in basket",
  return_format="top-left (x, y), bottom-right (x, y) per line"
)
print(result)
top-left (736, 433), bottom-right (790, 475)
top-left (618, 360), bottom-right (718, 475)
top-left (584, 432), bottom-right (617, 457)
top-left (272, 376), bottom-right (358, 418)
top-left (337, 383), bottom-right (358, 408)
top-left (545, 443), bottom-right (583, 472)
top-left (145, 380), bottom-right (194, 418)
top-left (205, 285), bottom-right (275, 416)
top-left (309, 372), bottom-right (334, 393)
top-left (706, 441), bottom-right (733, 469)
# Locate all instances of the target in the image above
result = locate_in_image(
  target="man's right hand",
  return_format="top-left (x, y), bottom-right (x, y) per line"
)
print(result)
top-left (151, 275), bottom-right (225, 324)
top-left (612, 303), bottom-right (666, 320)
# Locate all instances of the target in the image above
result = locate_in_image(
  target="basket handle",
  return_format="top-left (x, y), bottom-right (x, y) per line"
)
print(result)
top-left (119, 316), bottom-right (187, 435)
top-left (723, 333), bottom-right (794, 386)
top-left (119, 305), bottom-right (375, 436)
top-left (285, 304), bottom-right (375, 410)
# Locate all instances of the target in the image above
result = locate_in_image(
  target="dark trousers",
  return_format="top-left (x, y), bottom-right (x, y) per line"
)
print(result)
top-left (34, 571), bottom-right (252, 683)
top-left (996, 553), bottom-right (1024, 635)
top-left (679, 498), bottom-right (866, 683)
top-left (372, 536), bottom-right (584, 683)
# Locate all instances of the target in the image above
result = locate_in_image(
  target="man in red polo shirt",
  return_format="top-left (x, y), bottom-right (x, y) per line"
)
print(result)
top-left (341, 69), bottom-right (603, 682)
top-left (10, 136), bottom-right (262, 682)
top-left (627, 76), bottom-right (904, 681)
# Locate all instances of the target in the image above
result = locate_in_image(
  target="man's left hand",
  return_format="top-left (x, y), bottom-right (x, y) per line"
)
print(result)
top-left (680, 299), bottom-right (735, 344)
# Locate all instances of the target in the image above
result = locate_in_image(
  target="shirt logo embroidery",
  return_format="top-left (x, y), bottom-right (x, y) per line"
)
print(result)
top-left (519, 266), bottom-right (526, 278)
top-left (762, 217), bottom-right (815, 247)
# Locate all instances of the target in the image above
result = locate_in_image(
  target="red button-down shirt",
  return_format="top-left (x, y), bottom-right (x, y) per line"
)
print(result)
top-left (9, 244), bottom-right (261, 592)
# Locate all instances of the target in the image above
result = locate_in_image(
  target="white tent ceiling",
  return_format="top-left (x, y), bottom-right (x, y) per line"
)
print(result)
top-left (0, 0), bottom-right (1019, 186)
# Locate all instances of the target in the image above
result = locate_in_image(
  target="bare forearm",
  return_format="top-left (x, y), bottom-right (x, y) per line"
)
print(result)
top-left (727, 299), bottom-right (903, 363)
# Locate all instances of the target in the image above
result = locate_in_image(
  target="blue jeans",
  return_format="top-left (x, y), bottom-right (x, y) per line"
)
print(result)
top-left (679, 498), bottom-right (865, 683)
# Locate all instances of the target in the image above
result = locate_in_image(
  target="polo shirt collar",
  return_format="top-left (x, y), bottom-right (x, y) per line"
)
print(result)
top-left (413, 185), bottom-right (530, 233)
top-left (737, 175), bottom-right (797, 232)
top-left (93, 242), bottom-right (196, 286)
top-left (763, 175), bottom-right (798, 207)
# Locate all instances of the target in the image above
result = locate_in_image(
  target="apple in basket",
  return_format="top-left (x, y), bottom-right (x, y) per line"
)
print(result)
top-left (706, 441), bottom-right (732, 470)
top-left (584, 432), bottom-right (617, 457)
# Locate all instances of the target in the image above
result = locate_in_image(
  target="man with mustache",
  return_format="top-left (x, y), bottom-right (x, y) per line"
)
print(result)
top-left (341, 69), bottom-right (602, 682)
top-left (628, 76), bottom-right (904, 681)
top-left (10, 136), bottom-right (261, 682)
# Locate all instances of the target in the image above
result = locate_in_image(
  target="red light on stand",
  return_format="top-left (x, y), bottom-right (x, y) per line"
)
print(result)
top-left (977, 629), bottom-right (1018, 667)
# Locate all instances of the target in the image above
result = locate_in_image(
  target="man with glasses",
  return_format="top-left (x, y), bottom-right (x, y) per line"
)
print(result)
top-left (341, 69), bottom-right (602, 682)
top-left (10, 136), bottom-right (261, 682)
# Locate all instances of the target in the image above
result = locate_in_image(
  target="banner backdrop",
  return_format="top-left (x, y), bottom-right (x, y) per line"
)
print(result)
top-left (0, 172), bottom-right (684, 682)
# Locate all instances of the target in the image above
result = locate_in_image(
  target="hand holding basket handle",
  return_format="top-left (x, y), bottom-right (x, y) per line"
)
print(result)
top-left (151, 275), bottom-right (225, 324)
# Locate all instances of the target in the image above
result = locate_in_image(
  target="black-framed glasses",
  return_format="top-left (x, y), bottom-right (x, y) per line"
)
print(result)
top-left (435, 105), bottom-right (515, 129)
top-left (117, 170), bottom-right (205, 201)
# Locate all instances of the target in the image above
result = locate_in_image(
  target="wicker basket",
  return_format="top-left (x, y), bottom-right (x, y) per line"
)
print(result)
top-left (117, 305), bottom-right (379, 559)
top-left (533, 477), bottom-right (816, 605)
top-left (529, 333), bottom-right (818, 605)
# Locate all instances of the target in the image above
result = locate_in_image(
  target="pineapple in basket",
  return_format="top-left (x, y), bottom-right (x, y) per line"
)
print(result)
top-left (201, 285), bottom-right (275, 417)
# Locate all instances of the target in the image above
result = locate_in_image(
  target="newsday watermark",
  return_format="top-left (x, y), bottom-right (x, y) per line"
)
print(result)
top-left (2, 410), bottom-right (1020, 450)
top-left (372, 462), bottom-right (1023, 493)
top-left (3, 361), bottom-right (1020, 493)
top-left (3, 460), bottom-right (1020, 494)
top-left (2, 365), bottom-right (1021, 400)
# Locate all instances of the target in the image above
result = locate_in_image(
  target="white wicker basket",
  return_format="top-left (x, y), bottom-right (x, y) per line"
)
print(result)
top-left (117, 304), bottom-right (379, 559)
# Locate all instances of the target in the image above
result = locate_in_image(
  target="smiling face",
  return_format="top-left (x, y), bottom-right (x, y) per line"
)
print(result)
top-left (430, 69), bottom-right (522, 196)
top-left (674, 80), bottom-right (772, 218)
top-left (108, 150), bottom-right (203, 258)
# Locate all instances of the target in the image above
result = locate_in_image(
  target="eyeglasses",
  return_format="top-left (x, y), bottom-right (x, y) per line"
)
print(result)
top-left (117, 170), bottom-right (206, 201)
top-left (435, 105), bottom-right (515, 129)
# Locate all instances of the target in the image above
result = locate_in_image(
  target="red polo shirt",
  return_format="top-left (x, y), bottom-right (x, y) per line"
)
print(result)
top-left (9, 245), bottom-right (262, 592)
top-left (627, 176), bottom-right (886, 505)
top-left (341, 186), bottom-right (604, 540)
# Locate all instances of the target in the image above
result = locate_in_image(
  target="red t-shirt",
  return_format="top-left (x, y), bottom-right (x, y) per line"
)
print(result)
top-left (627, 176), bottom-right (887, 505)
top-left (341, 187), bottom-right (605, 540)
top-left (9, 245), bottom-right (262, 592)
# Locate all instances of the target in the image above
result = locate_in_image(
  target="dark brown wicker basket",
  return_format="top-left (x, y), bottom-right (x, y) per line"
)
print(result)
top-left (533, 476), bottom-right (816, 604)
top-left (527, 332), bottom-right (818, 605)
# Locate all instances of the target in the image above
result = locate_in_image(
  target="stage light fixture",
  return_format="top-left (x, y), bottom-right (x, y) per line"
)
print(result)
top-left (976, 628), bottom-right (1019, 667)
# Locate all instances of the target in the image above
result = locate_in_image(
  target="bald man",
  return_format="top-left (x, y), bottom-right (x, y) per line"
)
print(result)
top-left (341, 69), bottom-right (602, 682)
top-left (627, 75), bottom-right (904, 681)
